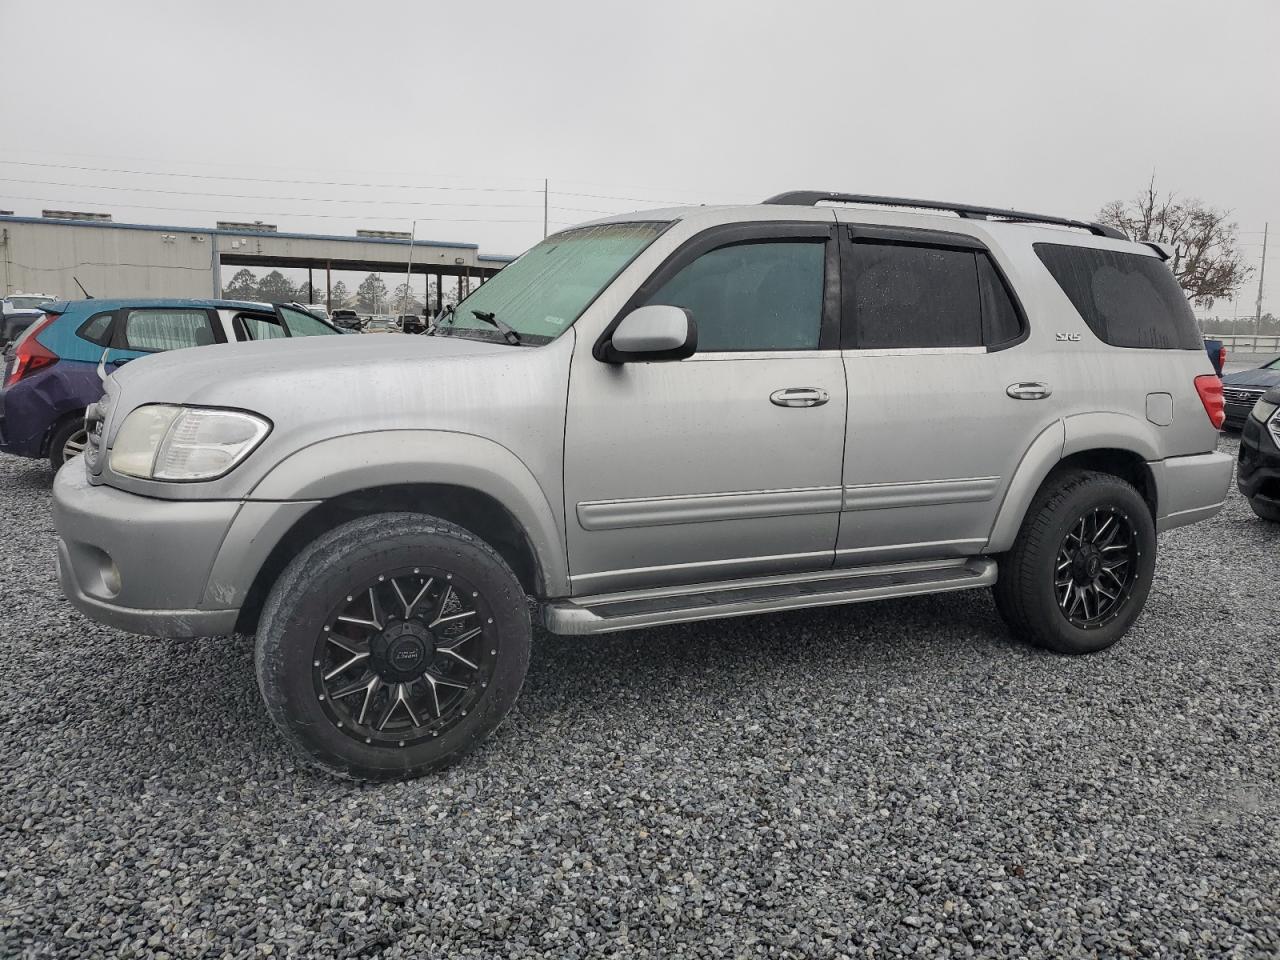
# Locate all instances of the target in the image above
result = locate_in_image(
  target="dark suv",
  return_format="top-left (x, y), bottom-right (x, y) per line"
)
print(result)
top-left (1237, 386), bottom-right (1280, 522)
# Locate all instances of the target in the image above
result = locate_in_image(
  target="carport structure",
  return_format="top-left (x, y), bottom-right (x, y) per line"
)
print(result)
top-left (212, 227), bottom-right (511, 311)
top-left (0, 214), bottom-right (513, 307)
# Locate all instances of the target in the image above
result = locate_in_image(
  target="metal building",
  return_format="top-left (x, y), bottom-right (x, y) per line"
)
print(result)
top-left (0, 213), bottom-right (512, 306)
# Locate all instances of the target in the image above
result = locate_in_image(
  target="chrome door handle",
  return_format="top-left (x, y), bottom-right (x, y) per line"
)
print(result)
top-left (770, 387), bottom-right (829, 408)
top-left (1006, 381), bottom-right (1052, 400)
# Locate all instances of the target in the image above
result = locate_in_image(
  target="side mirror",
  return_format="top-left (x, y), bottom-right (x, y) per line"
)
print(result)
top-left (601, 305), bottom-right (697, 363)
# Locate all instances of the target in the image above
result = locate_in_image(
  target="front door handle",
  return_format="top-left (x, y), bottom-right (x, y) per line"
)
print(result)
top-left (1006, 381), bottom-right (1052, 400)
top-left (770, 387), bottom-right (829, 408)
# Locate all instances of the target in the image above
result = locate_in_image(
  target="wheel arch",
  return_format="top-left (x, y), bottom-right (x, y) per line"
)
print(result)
top-left (216, 430), bottom-right (568, 634)
top-left (233, 482), bottom-right (546, 635)
top-left (42, 406), bottom-right (88, 455)
top-left (987, 416), bottom-right (1160, 553)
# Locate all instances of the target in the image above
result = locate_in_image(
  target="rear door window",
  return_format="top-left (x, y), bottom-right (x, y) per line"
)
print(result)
top-left (845, 240), bottom-right (1025, 349)
top-left (850, 243), bottom-right (981, 348)
top-left (119, 309), bottom-right (219, 352)
top-left (1034, 243), bottom-right (1200, 349)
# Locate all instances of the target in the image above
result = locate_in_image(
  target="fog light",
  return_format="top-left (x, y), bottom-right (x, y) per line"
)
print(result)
top-left (101, 559), bottom-right (122, 597)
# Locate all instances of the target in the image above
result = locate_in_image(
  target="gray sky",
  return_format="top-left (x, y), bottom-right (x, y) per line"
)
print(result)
top-left (1, 0), bottom-right (1276, 314)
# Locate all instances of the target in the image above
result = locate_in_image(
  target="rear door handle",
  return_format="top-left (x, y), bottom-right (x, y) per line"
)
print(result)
top-left (1006, 381), bottom-right (1052, 400)
top-left (770, 387), bottom-right (829, 408)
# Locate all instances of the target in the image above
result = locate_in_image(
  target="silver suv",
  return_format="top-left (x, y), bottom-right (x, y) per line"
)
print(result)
top-left (52, 191), bottom-right (1234, 780)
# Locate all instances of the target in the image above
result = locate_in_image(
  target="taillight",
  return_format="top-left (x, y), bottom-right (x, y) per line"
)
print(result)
top-left (5, 314), bottom-right (59, 387)
top-left (1194, 374), bottom-right (1225, 429)
top-left (1218, 345), bottom-right (1228, 370)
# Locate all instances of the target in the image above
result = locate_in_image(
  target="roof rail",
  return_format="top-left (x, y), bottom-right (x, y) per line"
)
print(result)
top-left (762, 191), bottom-right (1127, 241)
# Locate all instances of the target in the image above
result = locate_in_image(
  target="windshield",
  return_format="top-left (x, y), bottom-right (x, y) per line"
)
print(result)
top-left (442, 222), bottom-right (668, 344)
top-left (8, 296), bottom-right (52, 310)
top-left (278, 304), bottom-right (340, 336)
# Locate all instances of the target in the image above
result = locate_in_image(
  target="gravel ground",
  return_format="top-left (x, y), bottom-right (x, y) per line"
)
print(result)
top-left (2, 439), bottom-right (1278, 959)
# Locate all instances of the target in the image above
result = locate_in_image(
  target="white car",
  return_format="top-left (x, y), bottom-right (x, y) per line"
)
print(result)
top-left (2, 292), bottom-right (56, 316)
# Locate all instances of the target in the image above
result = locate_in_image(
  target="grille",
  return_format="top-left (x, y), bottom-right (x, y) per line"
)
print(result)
top-left (1223, 387), bottom-right (1266, 405)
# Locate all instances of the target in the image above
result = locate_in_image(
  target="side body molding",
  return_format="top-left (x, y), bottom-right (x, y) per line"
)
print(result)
top-left (247, 430), bottom-right (570, 597)
top-left (985, 419), bottom-right (1065, 553)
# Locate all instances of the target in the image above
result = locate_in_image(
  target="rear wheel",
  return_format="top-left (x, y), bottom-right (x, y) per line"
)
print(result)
top-left (993, 470), bottom-right (1156, 654)
top-left (1247, 496), bottom-right (1280, 523)
top-left (255, 512), bottom-right (530, 780)
top-left (48, 417), bottom-right (89, 472)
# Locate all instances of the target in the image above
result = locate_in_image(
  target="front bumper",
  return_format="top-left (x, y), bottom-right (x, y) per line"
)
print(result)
top-left (1238, 416), bottom-right (1280, 509)
top-left (53, 463), bottom-right (244, 637)
top-left (1150, 450), bottom-right (1235, 532)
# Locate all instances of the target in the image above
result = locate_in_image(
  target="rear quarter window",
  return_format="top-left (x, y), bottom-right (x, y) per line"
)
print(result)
top-left (77, 311), bottom-right (115, 347)
top-left (1035, 242), bottom-right (1201, 350)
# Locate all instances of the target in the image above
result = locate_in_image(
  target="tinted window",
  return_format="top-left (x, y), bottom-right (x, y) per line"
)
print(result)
top-left (977, 255), bottom-right (1023, 345)
top-left (122, 309), bottom-right (216, 352)
top-left (851, 243), bottom-right (980, 348)
top-left (643, 241), bottom-right (824, 351)
top-left (1035, 243), bottom-right (1200, 349)
top-left (279, 305), bottom-right (338, 337)
top-left (78, 311), bottom-right (115, 347)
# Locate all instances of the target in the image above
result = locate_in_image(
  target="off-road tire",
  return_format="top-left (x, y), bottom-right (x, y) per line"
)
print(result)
top-left (993, 470), bottom-right (1156, 655)
top-left (1247, 496), bottom-right (1280, 523)
top-left (255, 512), bottom-right (530, 781)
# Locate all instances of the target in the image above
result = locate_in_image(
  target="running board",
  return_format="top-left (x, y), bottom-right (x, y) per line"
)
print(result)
top-left (542, 557), bottom-right (996, 635)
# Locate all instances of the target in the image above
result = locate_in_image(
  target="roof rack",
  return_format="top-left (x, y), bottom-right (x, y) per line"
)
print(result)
top-left (762, 191), bottom-right (1127, 241)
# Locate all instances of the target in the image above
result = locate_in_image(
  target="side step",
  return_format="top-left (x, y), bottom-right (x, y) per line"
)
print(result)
top-left (542, 557), bottom-right (996, 635)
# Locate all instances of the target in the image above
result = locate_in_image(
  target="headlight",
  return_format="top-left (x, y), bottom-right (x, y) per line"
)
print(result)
top-left (1255, 399), bottom-right (1280, 444)
top-left (109, 404), bottom-right (271, 481)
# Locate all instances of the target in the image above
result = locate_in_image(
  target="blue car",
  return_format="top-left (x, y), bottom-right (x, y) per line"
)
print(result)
top-left (0, 298), bottom-right (339, 470)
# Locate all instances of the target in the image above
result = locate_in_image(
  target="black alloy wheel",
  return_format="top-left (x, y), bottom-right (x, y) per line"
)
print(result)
top-left (255, 512), bottom-right (531, 780)
top-left (1053, 506), bottom-right (1140, 629)
top-left (315, 567), bottom-right (497, 747)
top-left (993, 469), bottom-right (1156, 655)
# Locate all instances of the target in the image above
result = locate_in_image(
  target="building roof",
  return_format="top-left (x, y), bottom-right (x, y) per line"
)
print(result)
top-left (0, 213), bottom-right (495, 253)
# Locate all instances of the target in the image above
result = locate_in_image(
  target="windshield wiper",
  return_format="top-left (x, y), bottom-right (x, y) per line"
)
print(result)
top-left (472, 310), bottom-right (521, 345)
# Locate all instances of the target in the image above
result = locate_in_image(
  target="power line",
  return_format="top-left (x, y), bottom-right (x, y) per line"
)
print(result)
top-left (0, 158), bottom-right (705, 206)
top-left (0, 193), bottom-right (547, 225)
top-left (0, 177), bottom-right (548, 209)
top-left (0, 158), bottom-right (541, 194)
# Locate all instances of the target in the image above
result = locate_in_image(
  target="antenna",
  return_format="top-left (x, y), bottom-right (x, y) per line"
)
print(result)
top-left (73, 276), bottom-right (94, 299)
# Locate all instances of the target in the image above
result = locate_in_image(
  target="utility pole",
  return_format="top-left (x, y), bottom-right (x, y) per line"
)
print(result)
top-left (543, 178), bottom-right (549, 239)
top-left (1256, 222), bottom-right (1269, 352)
top-left (401, 221), bottom-right (417, 317)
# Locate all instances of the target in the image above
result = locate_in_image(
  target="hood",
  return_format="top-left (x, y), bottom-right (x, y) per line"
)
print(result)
top-left (111, 330), bottom-right (510, 395)
top-left (1221, 364), bottom-right (1280, 388)
top-left (99, 330), bottom-right (573, 496)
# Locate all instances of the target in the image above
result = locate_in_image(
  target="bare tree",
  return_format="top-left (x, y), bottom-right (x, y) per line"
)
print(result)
top-left (1098, 177), bottom-right (1251, 307)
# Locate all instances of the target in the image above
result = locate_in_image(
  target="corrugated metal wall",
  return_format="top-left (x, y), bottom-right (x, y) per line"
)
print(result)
top-left (1, 221), bottom-right (216, 299)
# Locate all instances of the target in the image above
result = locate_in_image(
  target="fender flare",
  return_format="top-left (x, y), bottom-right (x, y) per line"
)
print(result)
top-left (246, 429), bottom-right (569, 596)
top-left (986, 420), bottom-right (1065, 553)
top-left (987, 413), bottom-right (1164, 553)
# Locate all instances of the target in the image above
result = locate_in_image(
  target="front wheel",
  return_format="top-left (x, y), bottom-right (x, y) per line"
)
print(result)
top-left (993, 470), bottom-right (1156, 654)
top-left (255, 512), bottom-right (531, 780)
top-left (1247, 496), bottom-right (1280, 523)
